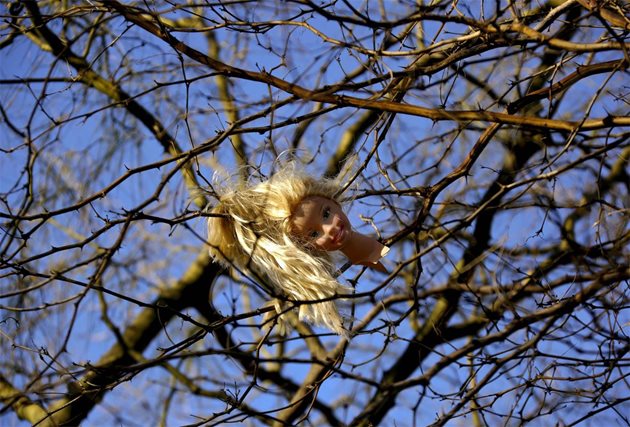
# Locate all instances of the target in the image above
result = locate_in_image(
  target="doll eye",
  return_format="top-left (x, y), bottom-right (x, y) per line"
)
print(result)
top-left (323, 207), bottom-right (330, 219)
top-left (309, 230), bottom-right (320, 239)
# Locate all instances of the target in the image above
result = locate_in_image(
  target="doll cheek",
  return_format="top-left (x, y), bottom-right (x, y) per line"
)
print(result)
top-left (315, 236), bottom-right (331, 250)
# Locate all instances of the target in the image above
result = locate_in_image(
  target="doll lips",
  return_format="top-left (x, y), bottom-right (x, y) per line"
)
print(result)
top-left (334, 223), bottom-right (345, 244)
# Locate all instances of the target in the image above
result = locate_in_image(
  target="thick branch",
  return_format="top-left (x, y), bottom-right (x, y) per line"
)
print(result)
top-left (0, 375), bottom-right (53, 426)
top-left (43, 251), bottom-right (221, 426)
top-left (102, 1), bottom-right (630, 132)
top-left (23, 1), bottom-right (206, 208)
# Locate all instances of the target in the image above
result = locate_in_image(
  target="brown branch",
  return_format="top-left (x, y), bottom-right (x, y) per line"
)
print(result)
top-left (508, 59), bottom-right (629, 113)
top-left (23, 1), bottom-right (207, 208)
top-left (577, 0), bottom-right (630, 30)
top-left (101, 1), bottom-right (630, 132)
top-left (0, 375), bottom-right (53, 426)
top-left (39, 251), bottom-right (221, 426)
top-left (349, 8), bottom-right (587, 421)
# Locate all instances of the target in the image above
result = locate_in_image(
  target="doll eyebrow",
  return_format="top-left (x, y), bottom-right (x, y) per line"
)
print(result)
top-left (318, 202), bottom-right (325, 218)
top-left (306, 204), bottom-right (325, 238)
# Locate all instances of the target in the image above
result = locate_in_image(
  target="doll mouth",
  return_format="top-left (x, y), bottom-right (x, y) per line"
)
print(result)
top-left (334, 224), bottom-right (345, 244)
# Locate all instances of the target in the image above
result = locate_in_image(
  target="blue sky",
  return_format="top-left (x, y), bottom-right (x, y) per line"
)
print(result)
top-left (1, 2), bottom-right (629, 426)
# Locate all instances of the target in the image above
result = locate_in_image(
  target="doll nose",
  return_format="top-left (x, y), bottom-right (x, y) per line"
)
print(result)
top-left (322, 221), bottom-right (340, 242)
top-left (322, 224), bottom-right (335, 240)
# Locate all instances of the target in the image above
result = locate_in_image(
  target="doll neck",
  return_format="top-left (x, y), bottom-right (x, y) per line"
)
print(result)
top-left (340, 230), bottom-right (389, 268)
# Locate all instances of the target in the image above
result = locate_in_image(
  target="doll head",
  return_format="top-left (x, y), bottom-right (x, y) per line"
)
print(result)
top-left (206, 162), bottom-right (352, 335)
top-left (290, 196), bottom-right (352, 252)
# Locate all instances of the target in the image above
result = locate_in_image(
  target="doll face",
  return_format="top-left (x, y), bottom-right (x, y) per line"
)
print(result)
top-left (291, 196), bottom-right (351, 251)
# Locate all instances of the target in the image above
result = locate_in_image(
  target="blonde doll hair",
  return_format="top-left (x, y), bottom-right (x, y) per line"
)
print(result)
top-left (206, 162), bottom-right (351, 335)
